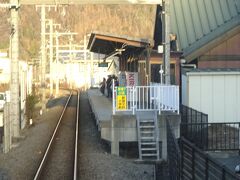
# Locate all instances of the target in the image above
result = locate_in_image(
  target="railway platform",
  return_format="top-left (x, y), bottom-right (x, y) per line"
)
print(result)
top-left (87, 88), bottom-right (181, 161)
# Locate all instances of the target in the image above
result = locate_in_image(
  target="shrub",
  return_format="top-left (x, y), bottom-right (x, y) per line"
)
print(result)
top-left (25, 94), bottom-right (39, 126)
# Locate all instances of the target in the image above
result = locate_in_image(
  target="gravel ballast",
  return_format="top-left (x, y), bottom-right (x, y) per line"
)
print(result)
top-left (0, 92), bottom-right (69, 180)
top-left (0, 105), bottom-right (64, 179)
top-left (0, 91), bottom-right (154, 180)
top-left (78, 92), bottom-right (154, 180)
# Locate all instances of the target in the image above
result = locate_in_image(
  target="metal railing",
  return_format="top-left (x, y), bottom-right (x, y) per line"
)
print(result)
top-left (112, 82), bottom-right (179, 115)
top-left (181, 122), bottom-right (240, 151)
top-left (180, 105), bottom-right (209, 149)
top-left (181, 105), bottom-right (240, 151)
top-left (180, 137), bottom-right (239, 180)
top-left (181, 104), bottom-right (208, 124)
top-left (167, 119), bottom-right (181, 180)
top-left (150, 83), bottom-right (180, 113)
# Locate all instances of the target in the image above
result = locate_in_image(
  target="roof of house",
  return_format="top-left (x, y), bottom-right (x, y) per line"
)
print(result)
top-left (183, 68), bottom-right (240, 75)
top-left (170, 0), bottom-right (240, 62)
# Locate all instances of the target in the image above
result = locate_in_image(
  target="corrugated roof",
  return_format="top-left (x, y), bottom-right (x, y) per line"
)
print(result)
top-left (170, 0), bottom-right (240, 61)
top-left (87, 31), bottom-right (153, 56)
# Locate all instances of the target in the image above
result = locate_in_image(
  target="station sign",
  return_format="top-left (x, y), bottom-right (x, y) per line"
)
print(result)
top-left (126, 72), bottom-right (138, 86)
top-left (116, 86), bottom-right (127, 110)
top-left (98, 62), bottom-right (108, 67)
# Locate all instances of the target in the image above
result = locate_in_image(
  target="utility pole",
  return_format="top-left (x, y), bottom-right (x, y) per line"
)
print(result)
top-left (40, 5), bottom-right (46, 110)
top-left (10, 0), bottom-right (20, 138)
top-left (53, 31), bottom-right (77, 95)
top-left (47, 19), bottom-right (54, 96)
top-left (55, 31), bottom-right (59, 97)
top-left (162, 0), bottom-right (171, 84)
top-left (46, 19), bottom-right (60, 96)
top-left (69, 35), bottom-right (73, 89)
top-left (36, 5), bottom-right (58, 108)
top-left (46, 21), bottom-right (60, 98)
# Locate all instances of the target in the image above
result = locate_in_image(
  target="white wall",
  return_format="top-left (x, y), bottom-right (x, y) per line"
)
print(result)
top-left (0, 58), bottom-right (10, 83)
top-left (181, 74), bottom-right (188, 105)
top-left (0, 58), bottom-right (32, 128)
top-left (185, 72), bottom-right (240, 123)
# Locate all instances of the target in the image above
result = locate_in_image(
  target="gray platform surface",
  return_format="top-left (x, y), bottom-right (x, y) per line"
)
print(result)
top-left (87, 88), bottom-right (112, 126)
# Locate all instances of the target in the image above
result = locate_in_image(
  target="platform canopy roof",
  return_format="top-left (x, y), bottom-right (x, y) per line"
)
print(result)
top-left (19, 0), bottom-right (161, 5)
top-left (87, 31), bottom-right (153, 59)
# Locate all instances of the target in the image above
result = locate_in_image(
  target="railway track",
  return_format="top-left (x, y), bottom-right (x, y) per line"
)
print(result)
top-left (33, 90), bottom-right (79, 180)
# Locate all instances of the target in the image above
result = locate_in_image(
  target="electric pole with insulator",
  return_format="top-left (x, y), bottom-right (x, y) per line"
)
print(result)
top-left (162, 0), bottom-right (171, 84)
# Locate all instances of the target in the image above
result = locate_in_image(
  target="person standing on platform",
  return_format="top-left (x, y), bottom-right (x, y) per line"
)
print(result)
top-left (100, 77), bottom-right (106, 95)
top-left (106, 75), bottom-right (112, 97)
top-left (114, 76), bottom-right (119, 87)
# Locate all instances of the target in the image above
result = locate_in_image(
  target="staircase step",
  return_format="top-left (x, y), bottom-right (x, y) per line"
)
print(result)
top-left (140, 123), bottom-right (154, 126)
top-left (140, 125), bottom-right (155, 129)
top-left (141, 131), bottom-right (154, 134)
top-left (141, 148), bottom-right (157, 151)
top-left (137, 111), bottom-right (159, 161)
top-left (141, 137), bottom-right (155, 140)
top-left (140, 120), bottom-right (154, 123)
top-left (141, 142), bottom-right (156, 145)
top-left (142, 153), bottom-right (158, 157)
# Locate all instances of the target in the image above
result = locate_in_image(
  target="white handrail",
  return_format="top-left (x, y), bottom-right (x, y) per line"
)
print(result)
top-left (112, 79), bottom-right (115, 115)
top-left (112, 83), bottom-right (179, 115)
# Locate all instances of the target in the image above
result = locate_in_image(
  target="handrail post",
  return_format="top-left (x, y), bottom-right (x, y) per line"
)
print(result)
top-left (112, 79), bottom-right (115, 115)
top-left (133, 86), bottom-right (135, 115)
top-left (158, 85), bottom-right (161, 115)
top-left (177, 86), bottom-right (179, 114)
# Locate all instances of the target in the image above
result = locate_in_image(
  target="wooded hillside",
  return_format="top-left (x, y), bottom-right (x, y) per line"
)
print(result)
top-left (0, 4), bottom-right (156, 60)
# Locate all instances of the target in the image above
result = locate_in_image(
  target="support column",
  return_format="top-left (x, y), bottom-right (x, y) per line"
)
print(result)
top-left (111, 118), bottom-right (119, 156)
top-left (160, 116), bottom-right (167, 160)
top-left (146, 47), bottom-right (151, 86)
top-left (84, 35), bottom-right (87, 90)
top-left (90, 52), bottom-right (94, 87)
top-left (162, 0), bottom-right (171, 84)
top-left (10, 0), bottom-right (20, 137)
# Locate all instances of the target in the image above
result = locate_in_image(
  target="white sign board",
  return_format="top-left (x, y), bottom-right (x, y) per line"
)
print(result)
top-left (126, 72), bottom-right (138, 86)
top-left (158, 45), bottom-right (163, 53)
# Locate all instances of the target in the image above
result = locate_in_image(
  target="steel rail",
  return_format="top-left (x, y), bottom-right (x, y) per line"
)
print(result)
top-left (73, 90), bottom-right (79, 180)
top-left (33, 91), bottom-right (73, 180)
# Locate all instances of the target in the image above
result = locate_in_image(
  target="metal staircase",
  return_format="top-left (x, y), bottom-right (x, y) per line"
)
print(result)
top-left (136, 111), bottom-right (160, 161)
